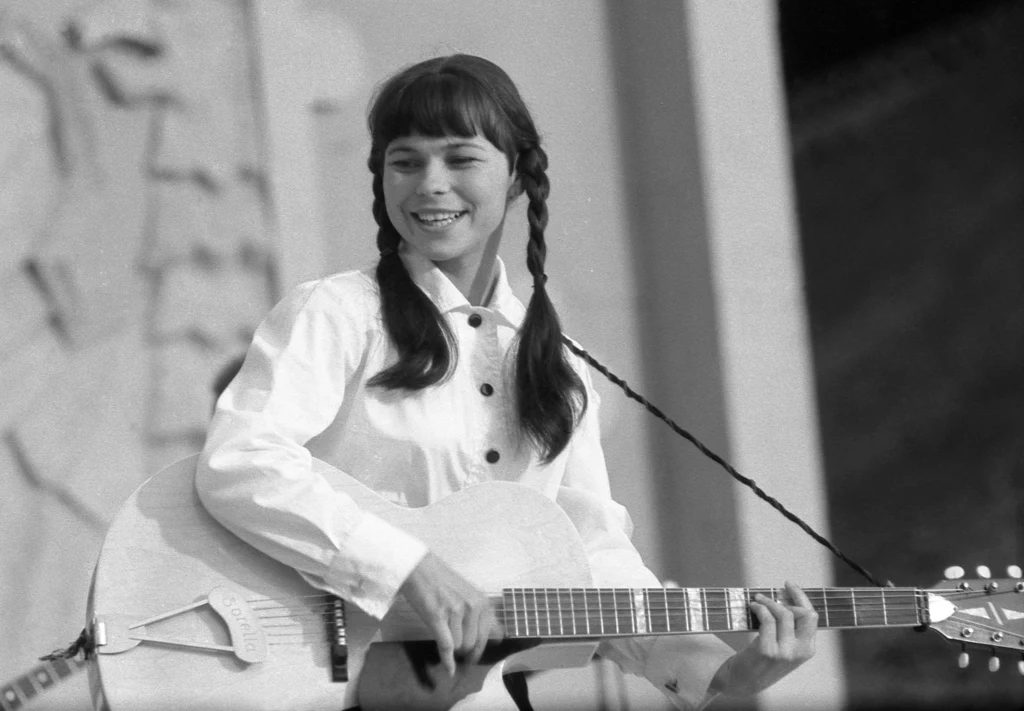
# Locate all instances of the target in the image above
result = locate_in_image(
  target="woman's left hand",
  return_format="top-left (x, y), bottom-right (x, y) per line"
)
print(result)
top-left (708, 580), bottom-right (819, 697)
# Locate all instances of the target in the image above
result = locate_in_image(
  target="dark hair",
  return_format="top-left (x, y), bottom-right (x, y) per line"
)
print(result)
top-left (366, 54), bottom-right (586, 463)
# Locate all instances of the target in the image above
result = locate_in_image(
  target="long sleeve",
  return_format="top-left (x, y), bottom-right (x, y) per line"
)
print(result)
top-left (195, 278), bottom-right (427, 620)
top-left (558, 365), bottom-right (734, 711)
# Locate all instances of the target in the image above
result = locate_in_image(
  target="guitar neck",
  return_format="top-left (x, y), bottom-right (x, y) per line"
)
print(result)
top-left (1, 656), bottom-right (85, 711)
top-left (497, 586), bottom-right (930, 639)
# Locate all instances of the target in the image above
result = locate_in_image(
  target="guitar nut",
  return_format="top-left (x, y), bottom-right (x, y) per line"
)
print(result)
top-left (961, 627), bottom-right (974, 638)
top-left (1015, 582), bottom-right (1024, 593)
top-left (991, 632), bottom-right (1004, 642)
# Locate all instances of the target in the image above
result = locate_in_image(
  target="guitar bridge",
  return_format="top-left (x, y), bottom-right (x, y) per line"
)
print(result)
top-left (325, 596), bottom-right (348, 682)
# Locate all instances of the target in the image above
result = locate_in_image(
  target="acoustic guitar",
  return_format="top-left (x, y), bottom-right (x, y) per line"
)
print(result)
top-left (87, 455), bottom-right (1024, 710)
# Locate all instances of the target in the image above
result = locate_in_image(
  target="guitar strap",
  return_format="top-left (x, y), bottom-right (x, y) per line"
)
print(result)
top-left (502, 671), bottom-right (534, 711)
top-left (563, 337), bottom-right (886, 588)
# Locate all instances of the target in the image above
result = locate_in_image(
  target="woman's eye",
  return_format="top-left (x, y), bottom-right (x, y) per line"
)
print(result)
top-left (448, 156), bottom-right (477, 167)
top-left (388, 159), bottom-right (419, 170)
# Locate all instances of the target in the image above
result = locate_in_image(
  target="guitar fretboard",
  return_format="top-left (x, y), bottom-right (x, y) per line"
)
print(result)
top-left (0, 657), bottom-right (86, 711)
top-left (498, 587), bottom-right (927, 639)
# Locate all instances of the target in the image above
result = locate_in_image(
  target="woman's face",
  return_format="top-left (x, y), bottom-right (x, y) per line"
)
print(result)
top-left (383, 133), bottom-right (516, 277)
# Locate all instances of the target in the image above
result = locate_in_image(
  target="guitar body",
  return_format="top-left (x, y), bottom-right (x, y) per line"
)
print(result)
top-left (88, 455), bottom-right (597, 711)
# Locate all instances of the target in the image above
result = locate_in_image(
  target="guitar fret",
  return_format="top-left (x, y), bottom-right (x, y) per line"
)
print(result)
top-left (511, 590), bottom-right (520, 636)
top-left (619, 589), bottom-right (628, 634)
top-left (536, 589), bottom-right (542, 635)
top-left (583, 588), bottom-right (591, 635)
top-left (543, 589), bottom-right (551, 636)
top-left (663, 588), bottom-right (672, 633)
top-left (523, 588), bottom-right (530, 636)
top-left (570, 589), bottom-right (577, 635)
top-left (535, 589), bottom-right (542, 635)
top-left (597, 589), bottom-right (605, 634)
top-left (610, 590), bottom-right (618, 635)
top-left (852, 589), bottom-right (858, 626)
top-left (557, 589), bottom-right (564, 636)
top-left (703, 588), bottom-right (711, 631)
top-left (521, 588), bottom-right (530, 636)
top-left (623, 590), bottom-right (630, 633)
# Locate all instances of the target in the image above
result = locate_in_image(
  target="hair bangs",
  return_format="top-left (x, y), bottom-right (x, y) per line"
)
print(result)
top-left (373, 69), bottom-right (516, 166)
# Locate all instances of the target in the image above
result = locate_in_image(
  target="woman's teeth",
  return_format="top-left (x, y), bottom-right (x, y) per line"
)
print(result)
top-left (415, 211), bottom-right (463, 227)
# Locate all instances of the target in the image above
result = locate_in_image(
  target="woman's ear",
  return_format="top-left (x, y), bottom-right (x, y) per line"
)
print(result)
top-left (507, 176), bottom-right (524, 202)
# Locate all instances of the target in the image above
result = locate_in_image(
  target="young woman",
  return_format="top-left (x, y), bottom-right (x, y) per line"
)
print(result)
top-left (196, 54), bottom-right (817, 710)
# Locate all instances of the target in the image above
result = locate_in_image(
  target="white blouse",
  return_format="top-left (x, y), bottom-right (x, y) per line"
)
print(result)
top-left (196, 248), bottom-right (732, 710)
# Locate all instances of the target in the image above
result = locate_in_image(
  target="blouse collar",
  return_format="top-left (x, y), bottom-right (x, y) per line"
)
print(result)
top-left (399, 247), bottom-right (526, 328)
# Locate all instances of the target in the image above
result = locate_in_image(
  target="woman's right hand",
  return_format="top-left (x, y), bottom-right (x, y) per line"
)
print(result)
top-left (398, 552), bottom-right (503, 677)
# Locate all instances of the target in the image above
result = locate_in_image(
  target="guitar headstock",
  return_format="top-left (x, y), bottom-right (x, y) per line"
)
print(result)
top-left (926, 565), bottom-right (1024, 673)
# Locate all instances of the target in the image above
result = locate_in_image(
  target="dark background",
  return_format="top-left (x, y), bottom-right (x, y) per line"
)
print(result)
top-left (778, 0), bottom-right (1024, 708)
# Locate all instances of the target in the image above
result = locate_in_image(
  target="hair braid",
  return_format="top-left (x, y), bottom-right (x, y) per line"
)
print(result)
top-left (515, 145), bottom-right (587, 462)
top-left (521, 146), bottom-right (550, 286)
top-left (367, 166), bottom-right (455, 390)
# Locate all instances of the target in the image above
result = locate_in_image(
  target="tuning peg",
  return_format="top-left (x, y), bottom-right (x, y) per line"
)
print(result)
top-left (989, 654), bottom-right (1000, 672)
top-left (1018, 659), bottom-right (1024, 676)
top-left (944, 566), bottom-right (965, 580)
top-left (958, 650), bottom-right (970, 669)
top-left (977, 565), bottom-right (992, 579)
top-left (1007, 565), bottom-right (1022, 579)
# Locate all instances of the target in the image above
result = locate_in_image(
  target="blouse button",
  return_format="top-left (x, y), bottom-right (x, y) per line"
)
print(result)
top-left (468, 313), bottom-right (483, 328)
top-left (480, 383), bottom-right (494, 396)
top-left (485, 449), bottom-right (500, 464)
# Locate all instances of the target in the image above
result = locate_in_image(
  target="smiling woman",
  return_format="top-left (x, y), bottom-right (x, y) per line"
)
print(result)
top-left (194, 53), bottom-right (819, 711)
top-left (382, 134), bottom-right (517, 301)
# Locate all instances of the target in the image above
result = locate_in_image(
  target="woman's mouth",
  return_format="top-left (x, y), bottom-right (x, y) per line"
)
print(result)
top-left (413, 210), bottom-right (467, 229)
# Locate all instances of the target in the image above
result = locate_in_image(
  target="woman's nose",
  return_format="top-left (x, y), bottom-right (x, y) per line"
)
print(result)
top-left (416, 160), bottom-right (450, 195)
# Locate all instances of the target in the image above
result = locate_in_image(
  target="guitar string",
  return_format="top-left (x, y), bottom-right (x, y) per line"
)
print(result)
top-left (242, 586), bottom-right (938, 609)
top-left (244, 592), bottom-right (940, 618)
top-left (247, 603), bottom-right (929, 630)
top-left (239, 583), bottom-right (982, 610)
top-left (239, 598), bottom-right (929, 626)
top-left (241, 587), bottom-right (992, 634)
top-left (247, 618), bottom-right (927, 643)
top-left (248, 608), bottom-right (926, 630)
top-left (247, 597), bottom-right (928, 619)
top-left (244, 590), bottom-right (970, 620)
top-left (247, 597), bottom-right (974, 631)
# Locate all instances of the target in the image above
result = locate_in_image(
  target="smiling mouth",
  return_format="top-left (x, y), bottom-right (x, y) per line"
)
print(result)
top-left (413, 210), bottom-right (467, 228)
